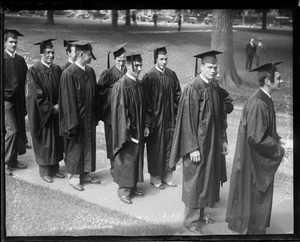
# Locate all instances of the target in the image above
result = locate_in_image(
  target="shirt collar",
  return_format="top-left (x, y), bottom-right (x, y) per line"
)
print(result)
top-left (200, 73), bottom-right (211, 84)
top-left (260, 87), bottom-right (271, 98)
top-left (68, 58), bottom-right (74, 64)
top-left (155, 65), bottom-right (165, 74)
top-left (116, 65), bottom-right (125, 72)
top-left (126, 72), bottom-right (136, 81)
top-left (41, 60), bottom-right (51, 68)
top-left (5, 49), bottom-right (16, 58)
top-left (75, 61), bottom-right (86, 71)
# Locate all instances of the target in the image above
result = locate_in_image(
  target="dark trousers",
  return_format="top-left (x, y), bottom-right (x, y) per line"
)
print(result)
top-left (39, 163), bottom-right (59, 177)
top-left (183, 206), bottom-right (205, 228)
top-left (256, 54), bottom-right (263, 67)
top-left (245, 54), bottom-right (254, 71)
top-left (5, 101), bottom-right (19, 167)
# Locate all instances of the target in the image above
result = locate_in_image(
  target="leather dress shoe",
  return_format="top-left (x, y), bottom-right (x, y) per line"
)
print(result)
top-left (132, 189), bottom-right (145, 196)
top-left (9, 161), bottom-right (27, 169)
top-left (186, 226), bottom-right (203, 235)
top-left (118, 195), bottom-right (132, 204)
top-left (42, 176), bottom-right (53, 183)
top-left (5, 168), bottom-right (12, 176)
top-left (70, 184), bottom-right (84, 191)
top-left (54, 172), bottom-right (65, 178)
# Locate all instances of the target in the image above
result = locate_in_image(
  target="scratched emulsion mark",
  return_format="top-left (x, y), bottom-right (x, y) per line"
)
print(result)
top-left (275, 71), bottom-right (293, 200)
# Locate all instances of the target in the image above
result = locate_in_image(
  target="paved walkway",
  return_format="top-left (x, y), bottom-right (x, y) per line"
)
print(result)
top-left (9, 112), bottom-right (294, 236)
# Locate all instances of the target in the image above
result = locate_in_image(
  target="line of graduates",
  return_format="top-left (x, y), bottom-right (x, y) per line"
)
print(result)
top-left (4, 28), bottom-right (287, 236)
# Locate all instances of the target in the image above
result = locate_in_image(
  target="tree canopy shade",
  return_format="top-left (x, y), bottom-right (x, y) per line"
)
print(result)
top-left (211, 9), bottom-right (242, 86)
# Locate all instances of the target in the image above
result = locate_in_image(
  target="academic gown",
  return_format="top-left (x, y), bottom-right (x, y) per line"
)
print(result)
top-left (97, 65), bottom-right (127, 159)
top-left (61, 61), bottom-right (72, 71)
top-left (141, 67), bottom-right (181, 175)
top-left (216, 87), bottom-right (234, 201)
top-left (169, 77), bottom-right (226, 208)
top-left (59, 63), bottom-right (98, 174)
top-left (25, 61), bottom-right (63, 165)
top-left (111, 75), bottom-right (150, 188)
top-left (4, 51), bottom-right (28, 156)
top-left (225, 89), bottom-right (284, 234)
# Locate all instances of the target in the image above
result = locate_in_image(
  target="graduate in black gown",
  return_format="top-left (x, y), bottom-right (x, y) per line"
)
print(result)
top-left (26, 39), bottom-right (65, 183)
top-left (111, 51), bottom-right (151, 205)
top-left (4, 29), bottom-right (28, 175)
top-left (141, 45), bottom-right (182, 189)
top-left (225, 62), bottom-right (286, 234)
top-left (61, 39), bottom-right (77, 71)
top-left (97, 43), bottom-right (127, 179)
top-left (59, 40), bottom-right (100, 191)
top-left (169, 50), bottom-right (228, 234)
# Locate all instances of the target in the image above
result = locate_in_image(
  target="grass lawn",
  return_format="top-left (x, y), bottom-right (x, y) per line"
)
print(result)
top-left (5, 175), bottom-right (178, 237)
top-left (5, 14), bottom-right (293, 113)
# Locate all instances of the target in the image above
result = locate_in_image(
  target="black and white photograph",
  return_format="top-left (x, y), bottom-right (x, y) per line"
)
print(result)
top-left (1, 0), bottom-right (298, 241)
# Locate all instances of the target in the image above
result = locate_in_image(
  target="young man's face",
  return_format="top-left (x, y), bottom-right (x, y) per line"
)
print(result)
top-left (269, 71), bottom-right (283, 92)
top-left (82, 50), bottom-right (93, 65)
top-left (156, 54), bottom-right (168, 70)
top-left (5, 37), bottom-right (18, 53)
top-left (42, 47), bottom-right (55, 65)
top-left (200, 62), bottom-right (218, 81)
top-left (67, 46), bottom-right (76, 62)
top-left (132, 61), bottom-right (143, 77)
top-left (115, 55), bottom-right (126, 70)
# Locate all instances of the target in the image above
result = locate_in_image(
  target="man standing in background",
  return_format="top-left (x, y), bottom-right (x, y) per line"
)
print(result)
top-left (245, 38), bottom-right (256, 71)
top-left (255, 37), bottom-right (266, 67)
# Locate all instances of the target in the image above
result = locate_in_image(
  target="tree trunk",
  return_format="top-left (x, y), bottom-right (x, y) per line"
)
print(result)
top-left (111, 10), bottom-right (118, 31)
top-left (46, 10), bottom-right (54, 25)
top-left (211, 9), bottom-right (241, 86)
top-left (262, 9), bottom-right (267, 31)
top-left (125, 9), bottom-right (131, 26)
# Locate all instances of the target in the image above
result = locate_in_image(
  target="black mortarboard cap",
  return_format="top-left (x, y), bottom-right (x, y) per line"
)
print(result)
top-left (125, 51), bottom-right (143, 71)
top-left (125, 51), bottom-right (143, 62)
top-left (63, 40), bottom-right (78, 47)
top-left (250, 62), bottom-right (283, 82)
top-left (152, 44), bottom-right (170, 64)
top-left (193, 50), bottom-right (222, 77)
top-left (4, 29), bottom-right (24, 39)
top-left (33, 39), bottom-right (56, 54)
top-left (107, 43), bottom-right (127, 69)
top-left (71, 40), bottom-right (96, 60)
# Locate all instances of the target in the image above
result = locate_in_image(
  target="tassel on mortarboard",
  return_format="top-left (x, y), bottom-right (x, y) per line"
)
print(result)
top-left (107, 52), bottom-right (110, 69)
top-left (195, 58), bottom-right (198, 77)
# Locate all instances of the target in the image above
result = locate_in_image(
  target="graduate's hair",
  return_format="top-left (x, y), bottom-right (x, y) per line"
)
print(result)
top-left (65, 45), bottom-right (71, 54)
top-left (258, 68), bottom-right (279, 87)
top-left (75, 50), bottom-right (87, 58)
top-left (258, 73), bottom-right (270, 87)
top-left (4, 34), bottom-right (9, 42)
